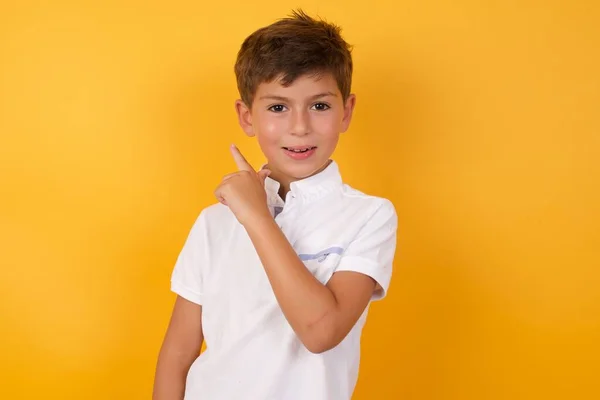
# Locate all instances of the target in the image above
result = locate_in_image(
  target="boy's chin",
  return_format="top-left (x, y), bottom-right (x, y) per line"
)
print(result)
top-left (273, 159), bottom-right (331, 180)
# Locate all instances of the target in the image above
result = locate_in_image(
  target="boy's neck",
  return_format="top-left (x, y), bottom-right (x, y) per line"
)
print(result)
top-left (265, 160), bottom-right (333, 201)
top-left (268, 172), bottom-right (292, 200)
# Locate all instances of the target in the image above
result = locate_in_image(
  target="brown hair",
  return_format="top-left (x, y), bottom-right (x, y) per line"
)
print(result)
top-left (234, 9), bottom-right (353, 106)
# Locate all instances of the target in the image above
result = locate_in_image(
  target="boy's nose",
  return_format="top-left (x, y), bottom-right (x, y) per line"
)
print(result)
top-left (290, 109), bottom-right (310, 136)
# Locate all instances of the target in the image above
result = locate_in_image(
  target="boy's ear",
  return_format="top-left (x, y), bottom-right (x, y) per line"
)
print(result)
top-left (235, 99), bottom-right (254, 137)
top-left (340, 94), bottom-right (356, 133)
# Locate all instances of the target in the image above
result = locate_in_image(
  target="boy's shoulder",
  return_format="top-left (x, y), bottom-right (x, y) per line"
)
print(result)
top-left (196, 202), bottom-right (236, 227)
top-left (340, 183), bottom-right (397, 215)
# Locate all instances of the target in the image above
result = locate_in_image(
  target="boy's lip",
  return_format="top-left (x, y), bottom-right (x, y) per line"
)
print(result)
top-left (282, 146), bottom-right (317, 160)
top-left (282, 145), bottom-right (317, 151)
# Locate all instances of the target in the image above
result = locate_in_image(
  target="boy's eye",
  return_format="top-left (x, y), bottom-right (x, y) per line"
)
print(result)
top-left (311, 102), bottom-right (331, 111)
top-left (268, 104), bottom-right (287, 112)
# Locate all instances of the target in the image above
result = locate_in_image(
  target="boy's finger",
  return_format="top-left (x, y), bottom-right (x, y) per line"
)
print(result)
top-left (230, 145), bottom-right (254, 172)
top-left (221, 171), bottom-right (240, 182)
top-left (257, 169), bottom-right (271, 184)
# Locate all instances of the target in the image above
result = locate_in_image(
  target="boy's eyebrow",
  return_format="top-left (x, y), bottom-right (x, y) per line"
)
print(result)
top-left (259, 91), bottom-right (338, 102)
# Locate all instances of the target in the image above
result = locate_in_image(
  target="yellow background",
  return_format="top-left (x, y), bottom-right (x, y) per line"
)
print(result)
top-left (1, 1), bottom-right (598, 399)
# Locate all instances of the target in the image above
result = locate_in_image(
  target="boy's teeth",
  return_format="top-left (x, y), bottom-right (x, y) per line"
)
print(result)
top-left (286, 147), bottom-right (313, 153)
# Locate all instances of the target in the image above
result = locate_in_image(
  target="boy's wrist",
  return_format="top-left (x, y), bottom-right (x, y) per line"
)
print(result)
top-left (241, 208), bottom-right (274, 229)
top-left (242, 209), bottom-right (276, 232)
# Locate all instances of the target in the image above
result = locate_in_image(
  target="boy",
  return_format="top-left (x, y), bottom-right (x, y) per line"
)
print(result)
top-left (153, 10), bottom-right (398, 400)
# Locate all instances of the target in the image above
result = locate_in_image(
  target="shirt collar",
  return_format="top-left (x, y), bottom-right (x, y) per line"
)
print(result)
top-left (263, 160), bottom-right (343, 205)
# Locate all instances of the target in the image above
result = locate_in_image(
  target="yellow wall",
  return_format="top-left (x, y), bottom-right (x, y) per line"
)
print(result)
top-left (1, 1), bottom-right (598, 399)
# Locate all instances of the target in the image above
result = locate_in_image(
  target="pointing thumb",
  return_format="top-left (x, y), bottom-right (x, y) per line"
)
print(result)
top-left (258, 169), bottom-right (271, 184)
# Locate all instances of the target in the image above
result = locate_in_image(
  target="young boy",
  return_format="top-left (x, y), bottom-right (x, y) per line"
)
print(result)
top-left (153, 10), bottom-right (398, 400)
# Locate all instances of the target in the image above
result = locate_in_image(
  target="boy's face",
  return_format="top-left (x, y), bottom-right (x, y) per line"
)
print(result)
top-left (235, 72), bottom-right (356, 183)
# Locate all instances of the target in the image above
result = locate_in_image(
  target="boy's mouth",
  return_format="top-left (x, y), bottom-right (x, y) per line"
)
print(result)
top-left (282, 146), bottom-right (317, 153)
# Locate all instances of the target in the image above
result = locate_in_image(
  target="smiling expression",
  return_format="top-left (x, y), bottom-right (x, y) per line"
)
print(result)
top-left (235, 72), bottom-right (356, 191)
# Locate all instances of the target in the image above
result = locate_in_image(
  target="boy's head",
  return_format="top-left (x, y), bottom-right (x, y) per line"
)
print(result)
top-left (234, 10), bottom-right (356, 185)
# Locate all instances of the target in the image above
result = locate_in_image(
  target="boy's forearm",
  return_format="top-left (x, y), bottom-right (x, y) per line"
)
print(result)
top-left (152, 350), bottom-right (192, 400)
top-left (244, 215), bottom-right (339, 350)
top-left (153, 370), bottom-right (185, 399)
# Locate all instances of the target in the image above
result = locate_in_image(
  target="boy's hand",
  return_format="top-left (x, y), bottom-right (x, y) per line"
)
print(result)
top-left (214, 145), bottom-right (272, 226)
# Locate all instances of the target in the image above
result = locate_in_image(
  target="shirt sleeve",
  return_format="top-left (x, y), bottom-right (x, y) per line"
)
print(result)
top-left (170, 210), bottom-right (208, 305)
top-left (334, 199), bottom-right (398, 301)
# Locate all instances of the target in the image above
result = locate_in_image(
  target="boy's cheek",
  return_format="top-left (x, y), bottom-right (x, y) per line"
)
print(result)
top-left (261, 121), bottom-right (282, 137)
top-left (314, 120), bottom-right (338, 136)
top-left (311, 112), bottom-right (344, 133)
top-left (255, 120), bottom-right (288, 148)
top-left (256, 134), bottom-right (282, 160)
top-left (257, 117), bottom-right (287, 137)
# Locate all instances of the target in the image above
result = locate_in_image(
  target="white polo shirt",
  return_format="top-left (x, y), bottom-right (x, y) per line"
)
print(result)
top-left (171, 160), bottom-right (397, 400)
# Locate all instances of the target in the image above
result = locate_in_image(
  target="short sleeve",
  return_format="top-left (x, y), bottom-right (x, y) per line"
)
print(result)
top-left (170, 210), bottom-right (208, 305)
top-left (334, 199), bottom-right (398, 301)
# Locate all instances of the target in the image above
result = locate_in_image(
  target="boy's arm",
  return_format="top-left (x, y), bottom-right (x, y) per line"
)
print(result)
top-left (216, 146), bottom-right (395, 354)
top-left (153, 296), bottom-right (203, 400)
top-left (245, 217), bottom-right (376, 354)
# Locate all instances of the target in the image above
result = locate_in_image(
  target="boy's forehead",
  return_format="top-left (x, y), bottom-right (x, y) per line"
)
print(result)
top-left (255, 72), bottom-right (341, 100)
